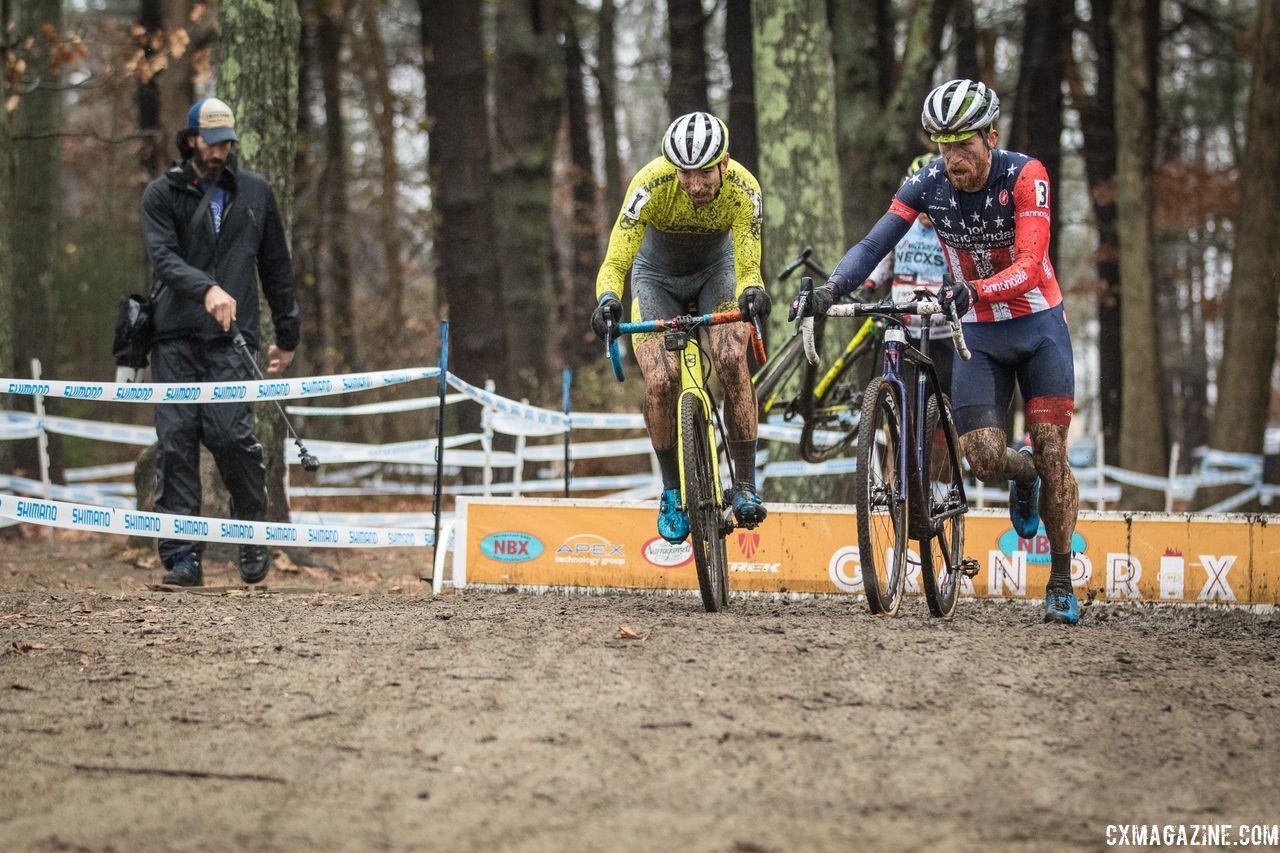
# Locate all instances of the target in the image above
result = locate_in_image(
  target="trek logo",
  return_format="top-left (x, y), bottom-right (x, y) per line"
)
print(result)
top-left (480, 532), bottom-right (543, 563)
top-left (736, 531), bottom-right (760, 559)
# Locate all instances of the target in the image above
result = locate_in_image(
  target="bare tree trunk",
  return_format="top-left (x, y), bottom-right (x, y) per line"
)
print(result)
top-left (830, 0), bottom-right (951, 243)
top-left (1068, 0), bottom-right (1122, 468)
top-left (724, 0), bottom-right (758, 177)
top-left (355, 0), bottom-right (407, 349)
top-left (219, 0), bottom-right (301, 525)
top-left (138, 0), bottom-right (165, 177)
top-left (752, 0), bottom-right (845, 503)
top-left (11, 0), bottom-right (63, 480)
top-left (317, 0), bottom-right (357, 375)
top-left (0, 0), bottom-right (14, 479)
top-left (1112, 0), bottom-right (1167, 509)
top-left (666, 0), bottom-right (709, 114)
top-left (1008, 0), bottom-right (1069, 271)
top-left (596, 0), bottom-right (624, 217)
top-left (952, 0), bottom-right (980, 80)
top-left (1199, 1), bottom-right (1280, 510)
top-left (293, 0), bottom-right (326, 377)
top-left (562, 7), bottom-right (601, 370)
top-left (492, 0), bottom-right (563, 392)
top-left (419, 0), bottom-right (507, 405)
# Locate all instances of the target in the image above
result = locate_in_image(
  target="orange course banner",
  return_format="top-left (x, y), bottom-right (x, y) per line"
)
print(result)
top-left (454, 498), bottom-right (1280, 606)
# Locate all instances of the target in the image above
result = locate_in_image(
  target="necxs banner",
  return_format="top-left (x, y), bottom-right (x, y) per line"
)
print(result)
top-left (455, 498), bottom-right (1279, 605)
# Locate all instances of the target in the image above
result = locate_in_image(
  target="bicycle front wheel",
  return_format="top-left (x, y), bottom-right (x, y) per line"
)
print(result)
top-left (855, 377), bottom-right (909, 616)
top-left (919, 392), bottom-right (966, 618)
top-left (800, 334), bottom-right (878, 463)
top-left (681, 395), bottom-right (729, 612)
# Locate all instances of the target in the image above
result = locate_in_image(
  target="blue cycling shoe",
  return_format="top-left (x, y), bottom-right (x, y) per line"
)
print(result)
top-left (1044, 586), bottom-right (1081, 625)
top-left (731, 485), bottom-right (767, 529)
top-left (1009, 445), bottom-right (1041, 539)
top-left (657, 488), bottom-right (690, 544)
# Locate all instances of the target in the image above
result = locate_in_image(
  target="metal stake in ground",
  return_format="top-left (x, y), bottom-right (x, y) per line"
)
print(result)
top-left (229, 324), bottom-right (320, 473)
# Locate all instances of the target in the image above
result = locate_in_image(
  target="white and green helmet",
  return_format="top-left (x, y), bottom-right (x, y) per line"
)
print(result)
top-left (921, 79), bottom-right (1000, 143)
top-left (661, 111), bottom-right (729, 170)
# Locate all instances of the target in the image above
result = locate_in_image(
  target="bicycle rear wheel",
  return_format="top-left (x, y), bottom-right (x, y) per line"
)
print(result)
top-left (855, 377), bottom-right (909, 616)
top-left (800, 334), bottom-right (878, 462)
top-left (919, 392), bottom-right (966, 618)
top-left (681, 395), bottom-right (729, 612)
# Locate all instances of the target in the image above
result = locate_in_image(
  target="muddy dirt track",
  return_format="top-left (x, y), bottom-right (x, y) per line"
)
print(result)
top-left (1, 535), bottom-right (1278, 852)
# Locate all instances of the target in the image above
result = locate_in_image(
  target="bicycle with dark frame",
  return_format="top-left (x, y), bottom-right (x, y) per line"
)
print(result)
top-left (795, 277), bottom-right (979, 617)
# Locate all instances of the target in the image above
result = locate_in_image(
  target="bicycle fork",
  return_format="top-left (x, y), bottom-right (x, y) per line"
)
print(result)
top-left (674, 340), bottom-right (727, 531)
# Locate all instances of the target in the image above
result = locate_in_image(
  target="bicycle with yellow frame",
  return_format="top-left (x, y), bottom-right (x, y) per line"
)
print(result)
top-left (754, 247), bottom-right (885, 462)
top-left (606, 310), bottom-right (767, 612)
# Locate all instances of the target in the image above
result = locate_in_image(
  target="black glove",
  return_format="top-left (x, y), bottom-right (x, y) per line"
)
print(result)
top-left (788, 283), bottom-right (837, 320)
top-left (938, 273), bottom-right (977, 318)
top-left (738, 286), bottom-right (772, 320)
top-left (591, 292), bottom-right (623, 340)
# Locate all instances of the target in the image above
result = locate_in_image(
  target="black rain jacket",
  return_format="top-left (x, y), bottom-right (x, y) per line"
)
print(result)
top-left (141, 157), bottom-right (300, 351)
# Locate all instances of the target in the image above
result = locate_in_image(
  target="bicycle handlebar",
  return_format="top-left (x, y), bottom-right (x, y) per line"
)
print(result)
top-left (801, 294), bottom-right (971, 366)
top-left (605, 310), bottom-right (767, 382)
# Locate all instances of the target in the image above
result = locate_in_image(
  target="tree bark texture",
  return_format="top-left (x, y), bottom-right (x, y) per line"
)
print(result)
top-left (0, 0), bottom-right (14, 477)
top-left (666, 0), bottom-right (709, 115)
top-left (1112, 0), bottom-right (1167, 509)
top-left (317, 0), bottom-right (357, 376)
top-left (355, 0), bottom-right (406, 347)
top-left (830, 0), bottom-right (950, 244)
top-left (293, 0), bottom-right (326, 376)
top-left (752, 0), bottom-right (847, 503)
top-left (724, 0), bottom-right (758, 178)
top-left (1008, 0), bottom-right (1069, 272)
top-left (1068, 0), bottom-right (1122, 469)
top-left (596, 0), bottom-right (624, 218)
top-left (1200, 1), bottom-right (1280, 509)
top-left (492, 0), bottom-right (562, 390)
top-left (562, 7), bottom-right (601, 371)
top-left (419, 0), bottom-right (507, 405)
top-left (218, 0), bottom-right (301, 524)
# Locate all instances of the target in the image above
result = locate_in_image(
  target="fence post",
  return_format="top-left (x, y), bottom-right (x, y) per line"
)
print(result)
top-left (562, 366), bottom-right (571, 498)
top-left (31, 359), bottom-right (53, 546)
top-left (1165, 442), bottom-right (1180, 514)
top-left (430, 322), bottom-right (449, 582)
top-left (482, 379), bottom-right (496, 498)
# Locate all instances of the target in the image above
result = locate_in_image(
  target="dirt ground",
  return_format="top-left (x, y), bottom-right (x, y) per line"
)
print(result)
top-left (1, 533), bottom-right (1278, 852)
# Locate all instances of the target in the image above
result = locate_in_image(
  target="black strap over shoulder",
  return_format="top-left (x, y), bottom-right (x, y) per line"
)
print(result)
top-left (150, 175), bottom-right (219, 300)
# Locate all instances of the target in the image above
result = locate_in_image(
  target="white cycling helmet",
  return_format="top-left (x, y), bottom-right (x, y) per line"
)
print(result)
top-left (921, 79), bottom-right (1000, 143)
top-left (661, 111), bottom-right (729, 170)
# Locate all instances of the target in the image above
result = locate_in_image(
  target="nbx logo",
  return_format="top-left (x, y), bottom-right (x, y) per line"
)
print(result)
top-left (492, 538), bottom-right (529, 556)
top-left (737, 531), bottom-right (760, 559)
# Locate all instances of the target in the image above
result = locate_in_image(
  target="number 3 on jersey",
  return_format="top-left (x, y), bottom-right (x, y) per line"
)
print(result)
top-left (1033, 179), bottom-right (1049, 208)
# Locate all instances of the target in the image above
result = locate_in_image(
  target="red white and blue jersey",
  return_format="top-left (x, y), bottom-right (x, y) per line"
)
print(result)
top-left (829, 150), bottom-right (1062, 322)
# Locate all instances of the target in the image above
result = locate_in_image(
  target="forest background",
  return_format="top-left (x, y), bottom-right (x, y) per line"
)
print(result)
top-left (0, 0), bottom-right (1277, 513)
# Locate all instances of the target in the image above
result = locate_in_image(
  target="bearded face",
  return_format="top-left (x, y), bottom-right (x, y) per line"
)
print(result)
top-left (939, 130), bottom-right (996, 193)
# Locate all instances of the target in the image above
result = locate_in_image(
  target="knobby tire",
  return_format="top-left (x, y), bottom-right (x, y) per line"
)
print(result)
top-left (855, 377), bottom-right (909, 616)
top-left (919, 393), bottom-right (966, 618)
top-left (681, 395), bottom-right (729, 612)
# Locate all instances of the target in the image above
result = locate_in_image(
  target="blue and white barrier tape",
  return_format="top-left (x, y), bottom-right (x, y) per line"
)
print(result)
top-left (0, 367), bottom-right (440, 404)
top-left (65, 461), bottom-right (139, 482)
top-left (445, 374), bottom-right (569, 428)
top-left (0, 476), bottom-right (135, 508)
top-left (287, 392), bottom-right (467, 417)
top-left (0, 494), bottom-right (437, 548)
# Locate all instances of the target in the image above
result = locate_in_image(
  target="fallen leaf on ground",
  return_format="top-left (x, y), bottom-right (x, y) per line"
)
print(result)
top-left (618, 626), bottom-right (638, 640)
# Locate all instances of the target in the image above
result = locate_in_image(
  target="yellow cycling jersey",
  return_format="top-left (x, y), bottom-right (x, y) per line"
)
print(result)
top-left (595, 156), bottom-right (764, 300)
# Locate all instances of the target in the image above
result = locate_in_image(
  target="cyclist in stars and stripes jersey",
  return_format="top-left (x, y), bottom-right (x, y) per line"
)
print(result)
top-left (790, 79), bottom-right (1082, 625)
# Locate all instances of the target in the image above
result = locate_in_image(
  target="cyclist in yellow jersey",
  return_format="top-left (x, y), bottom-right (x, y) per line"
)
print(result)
top-left (591, 112), bottom-right (771, 544)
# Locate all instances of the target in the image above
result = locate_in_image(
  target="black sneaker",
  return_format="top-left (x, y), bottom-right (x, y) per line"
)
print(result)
top-left (162, 554), bottom-right (203, 587)
top-left (239, 544), bottom-right (271, 585)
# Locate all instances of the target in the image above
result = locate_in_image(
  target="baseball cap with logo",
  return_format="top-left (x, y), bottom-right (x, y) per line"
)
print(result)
top-left (187, 98), bottom-right (238, 144)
